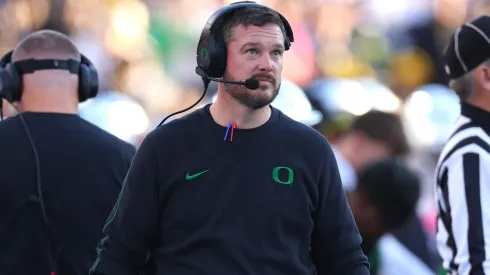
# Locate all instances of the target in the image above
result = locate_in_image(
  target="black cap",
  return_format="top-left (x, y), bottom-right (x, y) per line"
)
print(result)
top-left (444, 15), bottom-right (490, 79)
top-left (357, 159), bottom-right (421, 228)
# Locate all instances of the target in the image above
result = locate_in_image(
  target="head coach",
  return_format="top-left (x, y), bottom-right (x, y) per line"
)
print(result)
top-left (0, 30), bottom-right (136, 275)
top-left (90, 2), bottom-right (369, 275)
top-left (435, 15), bottom-right (490, 275)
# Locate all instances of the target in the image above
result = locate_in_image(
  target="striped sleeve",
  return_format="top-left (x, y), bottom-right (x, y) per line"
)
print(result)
top-left (435, 124), bottom-right (490, 275)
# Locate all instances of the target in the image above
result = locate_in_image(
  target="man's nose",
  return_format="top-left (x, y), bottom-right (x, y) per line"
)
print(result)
top-left (257, 54), bottom-right (273, 72)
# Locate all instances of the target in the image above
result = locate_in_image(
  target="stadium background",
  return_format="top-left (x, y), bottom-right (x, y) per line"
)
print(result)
top-left (0, 0), bottom-right (483, 273)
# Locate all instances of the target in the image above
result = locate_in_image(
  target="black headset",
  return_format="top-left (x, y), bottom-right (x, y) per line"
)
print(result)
top-left (0, 50), bottom-right (99, 103)
top-left (157, 1), bottom-right (294, 127)
top-left (196, 1), bottom-right (295, 78)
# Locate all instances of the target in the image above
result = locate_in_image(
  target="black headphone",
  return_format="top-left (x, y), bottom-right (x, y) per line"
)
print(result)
top-left (0, 50), bottom-right (99, 103)
top-left (196, 1), bottom-right (295, 78)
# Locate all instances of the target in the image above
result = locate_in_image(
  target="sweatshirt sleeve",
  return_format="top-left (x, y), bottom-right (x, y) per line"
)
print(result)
top-left (90, 131), bottom-right (161, 275)
top-left (311, 141), bottom-right (370, 275)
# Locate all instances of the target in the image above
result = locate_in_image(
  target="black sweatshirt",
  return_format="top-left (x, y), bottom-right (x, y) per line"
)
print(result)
top-left (0, 112), bottom-right (136, 275)
top-left (90, 104), bottom-right (369, 275)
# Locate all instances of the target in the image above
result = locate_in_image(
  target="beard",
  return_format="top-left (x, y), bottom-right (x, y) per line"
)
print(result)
top-left (223, 72), bottom-right (280, 110)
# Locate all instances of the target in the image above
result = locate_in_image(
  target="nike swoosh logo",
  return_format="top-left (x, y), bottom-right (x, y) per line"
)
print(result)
top-left (186, 169), bottom-right (210, 180)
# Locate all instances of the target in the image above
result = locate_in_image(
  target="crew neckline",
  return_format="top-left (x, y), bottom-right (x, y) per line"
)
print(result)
top-left (20, 112), bottom-right (79, 117)
top-left (199, 103), bottom-right (280, 132)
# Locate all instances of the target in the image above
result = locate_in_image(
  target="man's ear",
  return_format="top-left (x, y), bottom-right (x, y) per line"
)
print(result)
top-left (475, 64), bottom-right (490, 91)
top-left (1, 99), bottom-right (18, 117)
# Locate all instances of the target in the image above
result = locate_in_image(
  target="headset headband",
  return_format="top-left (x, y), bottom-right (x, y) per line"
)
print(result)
top-left (199, 2), bottom-right (294, 50)
top-left (196, 1), bottom-right (295, 78)
top-left (0, 49), bottom-right (99, 103)
top-left (13, 59), bottom-right (80, 75)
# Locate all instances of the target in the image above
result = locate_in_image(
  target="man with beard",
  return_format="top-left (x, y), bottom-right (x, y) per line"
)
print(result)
top-left (90, 2), bottom-right (369, 275)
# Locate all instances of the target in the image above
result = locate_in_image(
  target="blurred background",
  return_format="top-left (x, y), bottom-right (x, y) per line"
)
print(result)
top-left (0, 0), bottom-right (485, 273)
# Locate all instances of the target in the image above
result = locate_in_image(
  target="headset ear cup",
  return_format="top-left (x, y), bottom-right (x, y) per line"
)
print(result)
top-left (211, 37), bottom-right (227, 78)
top-left (78, 55), bottom-right (99, 102)
top-left (197, 35), bottom-right (227, 78)
top-left (78, 64), bottom-right (90, 102)
top-left (0, 50), bottom-right (21, 103)
top-left (197, 38), bottom-right (212, 73)
top-left (0, 68), bottom-right (13, 102)
top-left (7, 64), bottom-right (21, 102)
top-left (88, 67), bottom-right (99, 99)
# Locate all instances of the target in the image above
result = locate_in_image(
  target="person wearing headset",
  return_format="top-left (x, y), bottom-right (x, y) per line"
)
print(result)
top-left (90, 2), bottom-right (369, 275)
top-left (0, 30), bottom-right (136, 275)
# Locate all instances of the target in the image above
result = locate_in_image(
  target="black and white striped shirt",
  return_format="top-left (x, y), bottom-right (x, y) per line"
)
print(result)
top-left (435, 103), bottom-right (490, 275)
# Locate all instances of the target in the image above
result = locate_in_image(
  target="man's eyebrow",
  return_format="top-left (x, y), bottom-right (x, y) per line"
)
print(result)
top-left (274, 43), bottom-right (285, 51)
top-left (240, 42), bottom-right (285, 51)
top-left (240, 42), bottom-right (261, 51)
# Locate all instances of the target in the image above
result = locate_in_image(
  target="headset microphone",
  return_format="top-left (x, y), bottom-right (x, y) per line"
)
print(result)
top-left (156, 67), bottom-right (260, 127)
top-left (206, 77), bottom-right (260, 90)
top-left (195, 67), bottom-right (260, 90)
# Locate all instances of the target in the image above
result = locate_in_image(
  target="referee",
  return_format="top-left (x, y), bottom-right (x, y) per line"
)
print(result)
top-left (436, 15), bottom-right (490, 275)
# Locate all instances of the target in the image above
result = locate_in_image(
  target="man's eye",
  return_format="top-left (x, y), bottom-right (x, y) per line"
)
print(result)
top-left (272, 50), bottom-right (282, 56)
top-left (247, 49), bottom-right (257, 54)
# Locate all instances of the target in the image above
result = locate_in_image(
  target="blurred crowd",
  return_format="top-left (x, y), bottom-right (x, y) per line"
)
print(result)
top-left (0, 0), bottom-right (486, 273)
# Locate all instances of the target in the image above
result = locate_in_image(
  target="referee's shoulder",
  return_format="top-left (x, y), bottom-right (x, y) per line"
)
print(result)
top-left (439, 116), bottom-right (490, 166)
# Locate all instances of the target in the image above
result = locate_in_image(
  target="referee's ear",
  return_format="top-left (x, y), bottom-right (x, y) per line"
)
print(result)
top-left (474, 62), bottom-right (490, 92)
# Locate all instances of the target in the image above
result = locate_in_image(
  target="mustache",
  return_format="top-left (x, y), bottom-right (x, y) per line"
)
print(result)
top-left (251, 74), bottom-right (275, 83)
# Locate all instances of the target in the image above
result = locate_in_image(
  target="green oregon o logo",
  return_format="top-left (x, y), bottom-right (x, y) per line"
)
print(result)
top-left (200, 48), bottom-right (209, 60)
top-left (272, 166), bottom-right (294, 185)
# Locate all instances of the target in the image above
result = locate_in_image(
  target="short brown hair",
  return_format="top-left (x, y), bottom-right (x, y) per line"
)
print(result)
top-left (220, 6), bottom-right (287, 44)
top-left (350, 110), bottom-right (409, 156)
top-left (12, 29), bottom-right (80, 61)
top-left (448, 59), bottom-right (490, 101)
